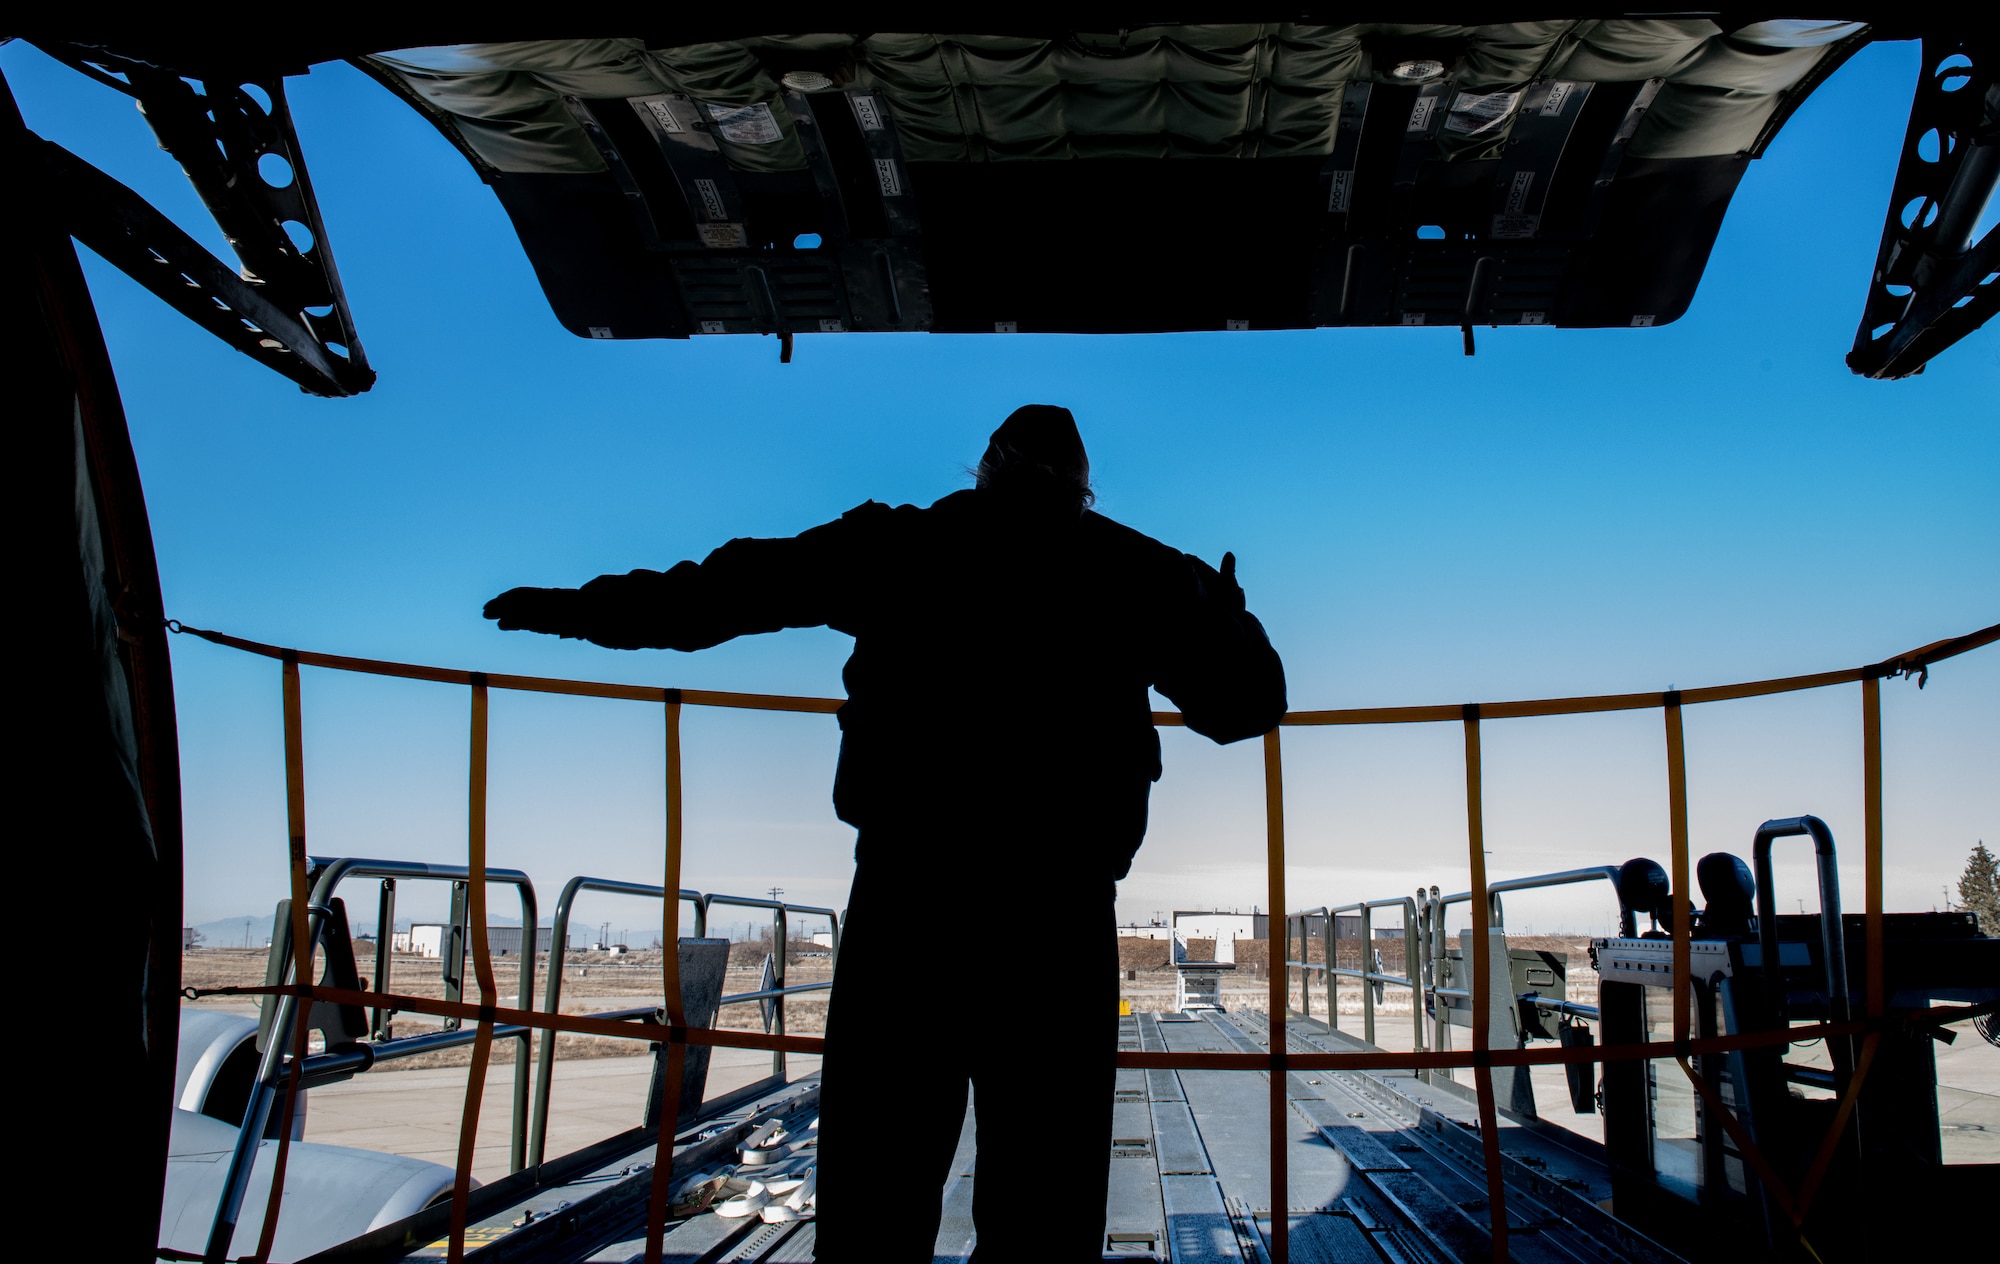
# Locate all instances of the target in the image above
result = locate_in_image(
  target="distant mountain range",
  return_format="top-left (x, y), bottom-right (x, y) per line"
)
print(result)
top-left (188, 915), bottom-right (281, 948)
top-left (186, 911), bottom-right (541, 945)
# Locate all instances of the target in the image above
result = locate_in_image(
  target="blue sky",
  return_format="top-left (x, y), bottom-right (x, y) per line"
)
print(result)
top-left (6, 39), bottom-right (1993, 937)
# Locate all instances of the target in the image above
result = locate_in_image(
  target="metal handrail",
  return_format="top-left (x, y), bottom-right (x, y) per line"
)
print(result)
top-left (721, 982), bottom-right (835, 1005)
top-left (1286, 908), bottom-right (1330, 984)
top-left (1752, 816), bottom-right (1852, 1068)
top-left (1418, 866), bottom-right (1628, 1059)
top-left (1430, 865), bottom-right (1629, 933)
top-left (1489, 865), bottom-right (1625, 932)
top-left (701, 894), bottom-right (840, 1079)
top-left (1522, 997), bottom-right (1600, 1022)
top-left (207, 857), bottom-right (539, 1263)
top-left (298, 1023), bottom-right (534, 1089)
top-left (1287, 896), bottom-right (1422, 1050)
top-left (529, 876), bottom-right (706, 1166)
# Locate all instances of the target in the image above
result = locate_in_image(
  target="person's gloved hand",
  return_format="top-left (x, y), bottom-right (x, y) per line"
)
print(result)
top-left (483, 586), bottom-right (587, 638)
top-left (1189, 551), bottom-right (1246, 614)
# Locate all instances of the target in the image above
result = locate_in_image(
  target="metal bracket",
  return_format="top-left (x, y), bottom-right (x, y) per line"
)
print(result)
top-left (1577, 77), bottom-right (1663, 238)
top-left (35, 138), bottom-right (368, 397)
top-left (1324, 82), bottom-right (1372, 224)
top-left (622, 93), bottom-right (752, 251)
top-left (38, 46), bottom-right (374, 395)
top-left (784, 87), bottom-right (851, 242)
top-left (1312, 83), bottom-right (1374, 327)
top-left (1488, 79), bottom-right (1594, 243)
top-left (562, 95), bottom-right (671, 251)
top-left (1848, 37), bottom-right (1999, 379)
top-left (839, 89), bottom-right (931, 332)
top-left (1395, 80), bottom-right (1450, 193)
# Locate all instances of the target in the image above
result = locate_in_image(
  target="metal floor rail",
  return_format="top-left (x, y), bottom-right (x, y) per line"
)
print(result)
top-left (426, 1008), bottom-right (1687, 1264)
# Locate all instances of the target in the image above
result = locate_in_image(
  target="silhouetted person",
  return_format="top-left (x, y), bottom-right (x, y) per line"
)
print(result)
top-left (485, 405), bottom-right (1285, 1262)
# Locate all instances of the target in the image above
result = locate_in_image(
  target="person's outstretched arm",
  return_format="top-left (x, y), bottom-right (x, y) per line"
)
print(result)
top-left (1153, 552), bottom-right (1288, 744)
top-left (483, 503), bottom-right (891, 650)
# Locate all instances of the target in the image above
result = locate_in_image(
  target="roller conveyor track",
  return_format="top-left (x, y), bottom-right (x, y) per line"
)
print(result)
top-left (378, 1081), bottom-right (827, 1264)
top-left (1222, 1011), bottom-right (1687, 1264)
top-left (422, 1010), bottom-right (1686, 1263)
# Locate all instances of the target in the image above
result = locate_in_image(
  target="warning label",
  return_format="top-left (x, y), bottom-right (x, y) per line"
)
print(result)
top-left (697, 222), bottom-right (748, 249)
top-left (705, 102), bottom-right (783, 146)
top-left (874, 159), bottom-right (902, 198)
top-left (693, 178), bottom-right (729, 222)
top-left (639, 98), bottom-right (684, 133)
top-left (1541, 82), bottom-right (1576, 117)
top-left (1328, 170), bottom-right (1354, 213)
top-left (1407, 93), bottom-right (1439, 133)
top-left (1505, 170), bottom-right (1537, 214)
top-left (852, 95), bottom-right (885, 131)
top-left (1444, 91), bottom-right (1520, 136)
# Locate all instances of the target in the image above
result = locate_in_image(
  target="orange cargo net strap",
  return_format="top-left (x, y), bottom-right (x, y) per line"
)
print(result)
top-left (1862, 677), bottom-right (1886, 1022)
top-left (1262, 730), bottom-right (1290, 1264)
top-left (445, 678), bottom-right (502, 1264)
top-left (199, 978), bottom-right (1904, 1070)
top-left (1674, 1056), bottom-right (1796, 1221)
top-left (1461, 707), bottom-right (1511, 1264)
top-left (1664, 693), bottom-right (1693, 1054)
top-left (167, 620), bottom-right (1998, 727)
top-left (644, 697), bottom-right (690, 1264)
top-left (249, 654), bottom-right (315, 1264)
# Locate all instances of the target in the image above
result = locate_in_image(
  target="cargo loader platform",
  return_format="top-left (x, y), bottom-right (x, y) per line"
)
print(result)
top-left (435, 1007), bottom-right (1674, 1264)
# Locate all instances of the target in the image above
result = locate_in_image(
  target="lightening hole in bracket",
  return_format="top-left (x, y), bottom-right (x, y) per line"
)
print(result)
top-left (1934, 54), bottom-right (1973, 92)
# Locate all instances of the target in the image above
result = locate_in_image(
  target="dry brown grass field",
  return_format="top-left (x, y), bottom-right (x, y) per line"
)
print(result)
top-left (182, 944), bottom-right (832, 1070)
top-left (1114, 934), bottom-right (1599, 1017)
top-left (182, 931), bottom-right (1600, 1064)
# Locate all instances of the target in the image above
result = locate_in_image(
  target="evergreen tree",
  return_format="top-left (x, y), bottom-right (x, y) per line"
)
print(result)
top-left (1957, 841), bottom-right (2000, 937)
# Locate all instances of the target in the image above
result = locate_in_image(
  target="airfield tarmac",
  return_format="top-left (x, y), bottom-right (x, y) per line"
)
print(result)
top-left (306, 1047), bottom-right (822, 1182)
top-left (186, 949), bottom-right (1994, 1181)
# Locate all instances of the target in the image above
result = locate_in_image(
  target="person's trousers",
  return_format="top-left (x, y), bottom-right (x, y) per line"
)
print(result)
top-left (812, 856), bottom-right (1118, 1263)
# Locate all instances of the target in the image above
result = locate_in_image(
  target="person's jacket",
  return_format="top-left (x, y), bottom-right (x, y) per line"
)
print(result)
top-left (565, 488), bottom-right (1286, 878)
